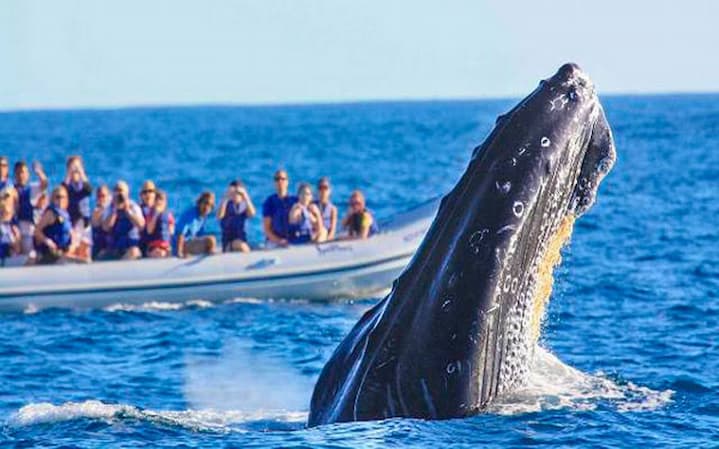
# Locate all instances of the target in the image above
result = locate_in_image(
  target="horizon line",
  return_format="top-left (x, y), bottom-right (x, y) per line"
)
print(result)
top-left (2, 89), bottom-right (718, 114)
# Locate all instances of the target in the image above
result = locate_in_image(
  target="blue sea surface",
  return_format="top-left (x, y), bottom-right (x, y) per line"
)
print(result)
top-left (0, 95), bottom-right (717, 448)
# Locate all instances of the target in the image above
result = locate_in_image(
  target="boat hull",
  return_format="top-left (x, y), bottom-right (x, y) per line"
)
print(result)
top-left (0, 200), bottom-right (437, 310)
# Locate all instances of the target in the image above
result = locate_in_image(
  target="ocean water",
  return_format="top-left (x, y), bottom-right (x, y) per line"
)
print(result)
top-left (0, 95), bottom-right (718, 448)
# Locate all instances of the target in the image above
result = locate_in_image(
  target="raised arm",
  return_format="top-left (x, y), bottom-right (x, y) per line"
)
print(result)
top-left (33, 162), bottom-right (49, 191)
top-left (244, 193), bottom-right (256, 218)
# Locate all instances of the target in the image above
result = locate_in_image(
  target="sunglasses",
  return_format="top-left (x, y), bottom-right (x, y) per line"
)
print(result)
top-left (350, 200), bottom-right (361, 206)
top-left (201, 201), bottom-right (214, 207)
top-left (0, 194), bottom-right (9, 200)
top-left (54, 195), bottom-right (68, 200)
top-left (141, 189), bottom-right (155, 194)
top-left (318, 185), bottom-right (329, 190)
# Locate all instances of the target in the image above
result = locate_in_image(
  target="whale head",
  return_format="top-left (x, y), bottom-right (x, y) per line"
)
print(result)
top-left (309, 63), bottom-right (616, 426)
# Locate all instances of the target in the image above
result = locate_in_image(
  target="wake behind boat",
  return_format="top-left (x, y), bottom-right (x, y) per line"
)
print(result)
top-left (0, 199), bottom-right (437, 310)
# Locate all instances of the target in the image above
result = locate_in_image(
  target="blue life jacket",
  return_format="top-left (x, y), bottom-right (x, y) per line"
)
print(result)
top-left (43, 205), bottom-right (72, 250)
top-left (63, 181), bottom-right (91, 226)
top-left (288, 205), bottom-right (313, 244)
top-left (0, 220), bottom-right (15, 258)
top-left (111, 207), bottom-right (140, 251)
top-left (221, 201), bottom-right (248, 249)
top-left (14, 183), bottom-right (34, 222)
top-left (313, 200), bottom-right (335, 233)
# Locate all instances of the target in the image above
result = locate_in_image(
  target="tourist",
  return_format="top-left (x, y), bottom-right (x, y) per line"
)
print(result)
top-left (13, 161), bottom-right (48, 254)
top-left (90, 185), bottom-right (111, 260)
top-left (217, 180), bottom-right (255, 253)
top-left (341, 190), bottom-right (378, 239)
top-left (145, 190), bottom-right (175, 258)
top-left (34, 186), bottom-right (73, 264)
top-left (0, 187), bottom-right (21, 262)
top-left (313, 176), bottom-right (337, 240)
top-left (62, 155), bottom-right (92, 228)
top-left (138, 180), bottom-right (157, 254)
top-left (175, 191), bottom-right (216, 258)
top-left (101, 180), bottom-right (145, 260)
top-left (288, 183), bottom-right (327, 244)
top-left (262, 169), bottom-right (297, 248)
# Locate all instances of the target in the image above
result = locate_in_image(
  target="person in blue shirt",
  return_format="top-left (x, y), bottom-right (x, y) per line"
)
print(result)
top-left (262, 169), bottom-right (297, 248)
top-left (175, 191), bottom-right (216, 258)
top-left (217, 180), bottom-right (256, 253)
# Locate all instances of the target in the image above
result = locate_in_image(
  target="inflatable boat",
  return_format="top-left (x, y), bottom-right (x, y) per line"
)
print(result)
top-left (0, 199), bottom-right (438, 310)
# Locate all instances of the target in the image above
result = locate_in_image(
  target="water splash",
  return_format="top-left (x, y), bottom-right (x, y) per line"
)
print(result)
top-left (9, 400), bottom-right (307, 432)
top-left (102, 299), bottom-right (215, 312)
top-left (490, 347), bottom-right (673, 415)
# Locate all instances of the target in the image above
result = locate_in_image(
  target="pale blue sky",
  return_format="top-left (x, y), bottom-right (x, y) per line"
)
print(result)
top-left (1, 0), bottom-right (718, 110)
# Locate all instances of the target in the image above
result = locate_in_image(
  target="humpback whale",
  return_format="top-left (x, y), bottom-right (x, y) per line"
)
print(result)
top-left (308, 63), bottom-right (616, 426)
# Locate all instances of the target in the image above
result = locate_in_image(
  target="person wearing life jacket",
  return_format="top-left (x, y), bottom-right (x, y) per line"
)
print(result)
top-left (138, 179), bottom-right (157, 255)
top-left (145, 190), bottom-right (175, 258)
top-left (61, 155), bottom-right (92, 229)
top-left (341, 190), bottom-right (379, 240)
top-left (0, 157), bottom-right (16, 205)
top-left (262, 169), bottom-right (298, 248)
top-left (33, 186), bottom-right (74, 264)
top-left (313, 176), bottom-right (338, 241)
top-left (0, 187), bottom-right (21, 265)
top-left (101, 180), bottom-right (145, 260)
top-left (288, 183), bottom-right (327, 245)
top-left (13, 161), bottom-right (48, 255)
top-left (90, 184), bottom-right (111, 260)
top-left (217, 180), bottom-right (256, 253)
top-left (175, 191), bottom-right (217, 258)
